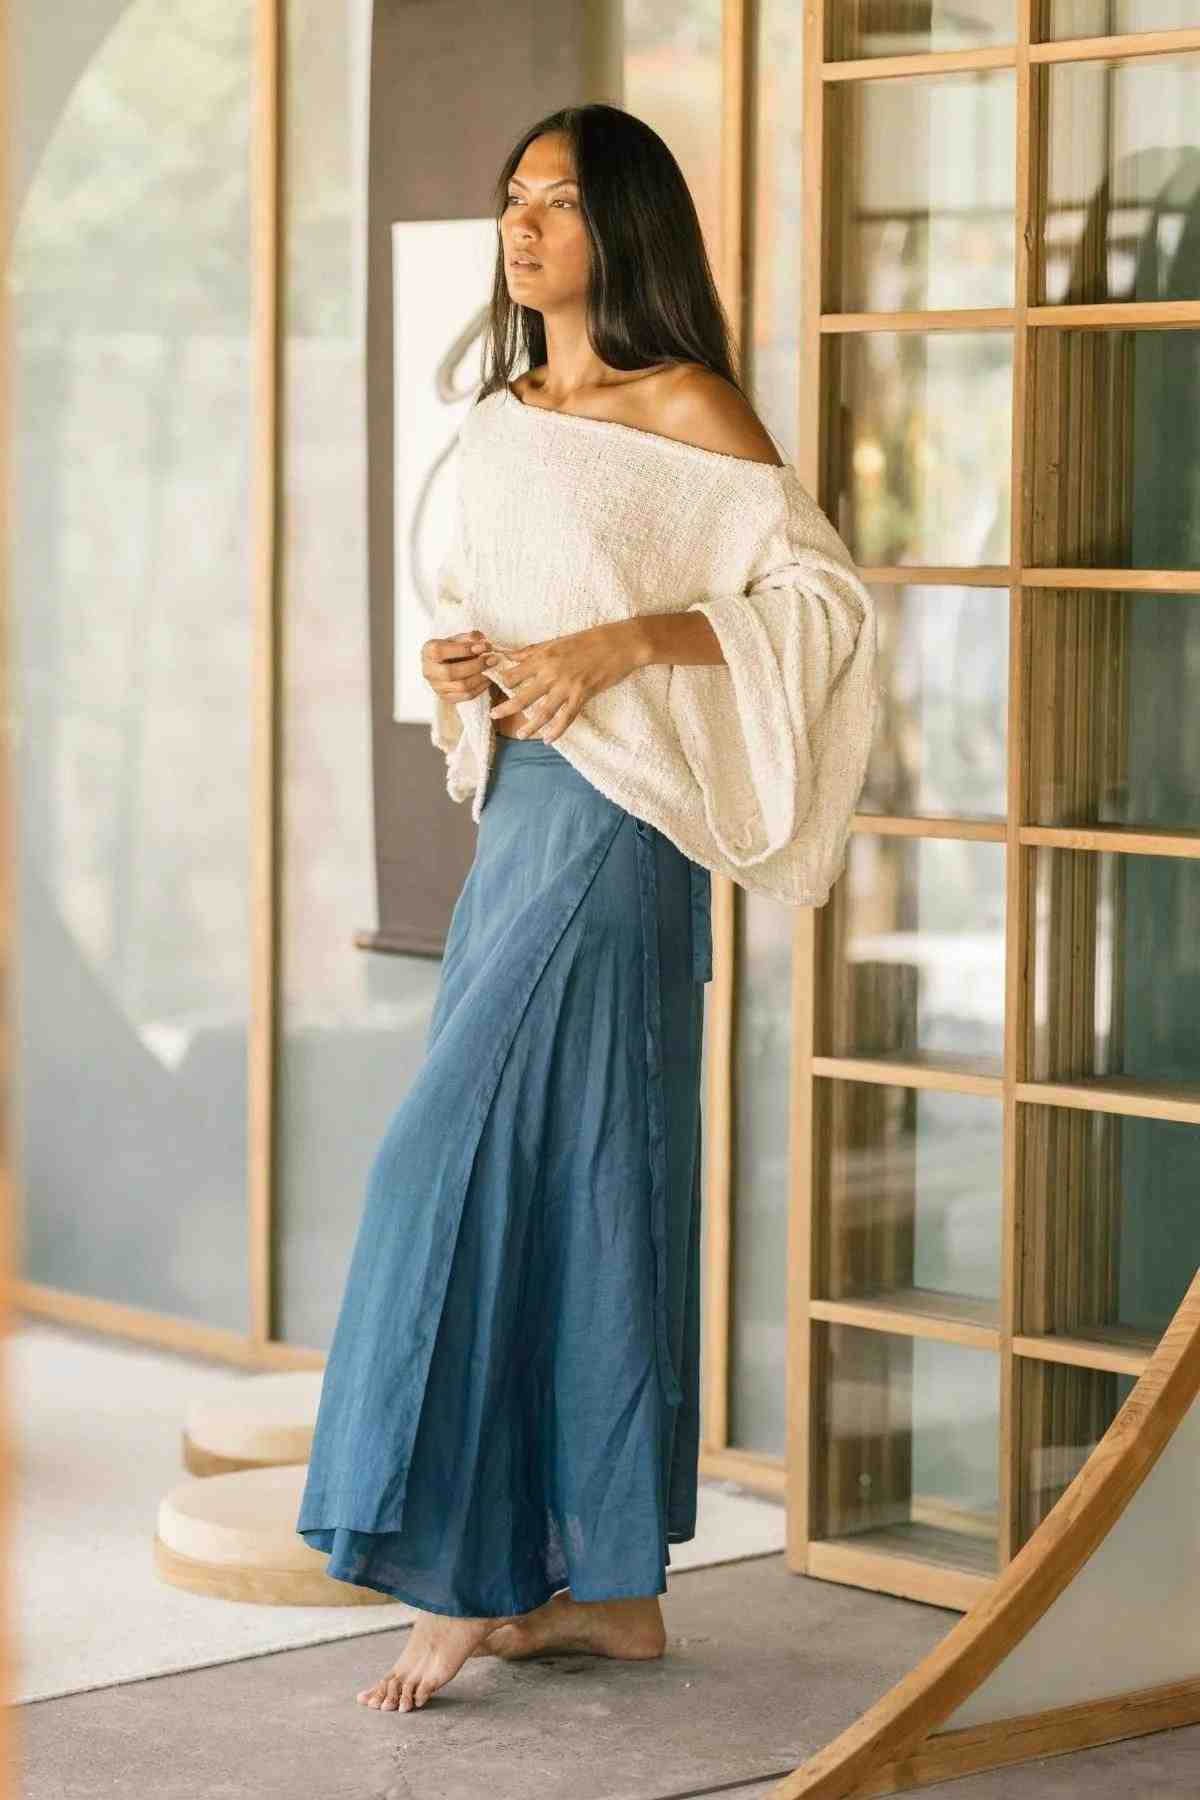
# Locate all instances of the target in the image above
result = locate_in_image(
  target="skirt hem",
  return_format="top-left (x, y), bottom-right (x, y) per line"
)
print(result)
top-left (306, 1554), bottom-right (682, 1619)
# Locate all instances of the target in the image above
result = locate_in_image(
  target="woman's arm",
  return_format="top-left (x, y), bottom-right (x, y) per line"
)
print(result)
top-left (629, 610), bottom-right (726, 668)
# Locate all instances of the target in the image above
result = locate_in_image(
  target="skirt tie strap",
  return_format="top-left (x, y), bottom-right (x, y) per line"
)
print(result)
top-left (633, 816), bottom-right (685, 1413)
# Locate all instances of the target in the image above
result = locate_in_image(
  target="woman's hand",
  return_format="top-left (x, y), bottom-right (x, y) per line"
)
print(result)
top-left (485, 620), bottom-right (645, 743)
top-left (421, 631), bottom-right (494, 704)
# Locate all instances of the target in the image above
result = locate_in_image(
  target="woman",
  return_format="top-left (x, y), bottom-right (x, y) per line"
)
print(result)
top-left (296, 103), bottom-right (877, 1715)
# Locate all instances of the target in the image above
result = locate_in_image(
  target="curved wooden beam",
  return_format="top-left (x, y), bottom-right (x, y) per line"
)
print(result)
top-left (769, 1266), bottom-right (1200, 1798)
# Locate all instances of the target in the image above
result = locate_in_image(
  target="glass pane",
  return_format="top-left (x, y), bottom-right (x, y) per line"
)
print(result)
top-left (1027, 329), bottom-right (1200, 570)
top-left (1029, 850), bottom-right (1200, 1086)
top-left (730, 0), bottom-right (806, 1449)
top-left (728, 893), bottom-right (794, 1456)
top-left (819, 835), bottom-right (1006, 1074)
top-left (1020, 1105), bottom-right (1200, 1346)
top-left (1027, 590), bottom-right (1200, 832)
top-left (826, 72), bottom-right (1015, 315)
top-left (12, 1), bottom-right (253, 1325)
top-left (861, 584), bottom-right (1008, 820)
top-left (273, 0), bottom-right (399, 1346)
top-left (814, 1323), bottom-right (1000, 1575)
top-left (1039, 54), bottom-right (1200, 306)
top-left (829, 2), bottom-right (1015, 60)
top-left (749, 0), bottom-right (805, 459)
top-left (828, 332), bottom-right (1013, 567)
top-left (816, 1083), bottom-right (1003, 1319)
top-left (1042, 2), bottom-right (1200, 38)
top-left (1016, 1359), bottom-right (1138, 1547)
top-left (625, 0), bottom-right (722, 254)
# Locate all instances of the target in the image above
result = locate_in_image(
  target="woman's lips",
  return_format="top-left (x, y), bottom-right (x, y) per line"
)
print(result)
top-left (509, 258), bottom-right (541, 271)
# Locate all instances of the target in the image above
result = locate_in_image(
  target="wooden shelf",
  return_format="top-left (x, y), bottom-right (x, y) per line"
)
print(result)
top-left (1021, 566), bottom-right (1200, 591)
top-left (841, 822), bottom-right (1200, 856)
top-left (1020, 824), bottom-right (1200, 859)
top-left (852, 813), bottom-right (1007, 841)
top-left (820, 302), bottom-right (1200, 335)
top-left (811, 1289), bottom-right (1000, 1351)
top-left (851, 565), bottom-right (1014, 586)
top-left (848, 566), bottom-right (1200, 592)
top-left (821, 306), bottom-right (1014, 333)
top-left (1014, 1328), bottom-right (1158, 1378)
top-left (807, 1524), bottom-right (998, 1608)
top-left (1016, 1077), bottom-right (1200, 1126)
top-left (814, 1052), bottom-right (1004, 1096)
top-left (820, 30), bottom-right (1200, 85)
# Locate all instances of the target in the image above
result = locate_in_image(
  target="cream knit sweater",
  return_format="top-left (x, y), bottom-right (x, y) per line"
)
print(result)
top-left (427, 384), bottom-right (879, 907)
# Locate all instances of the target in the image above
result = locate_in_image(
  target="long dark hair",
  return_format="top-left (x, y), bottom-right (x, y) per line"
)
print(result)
top-left (476, 104), bottom-right (745, 405)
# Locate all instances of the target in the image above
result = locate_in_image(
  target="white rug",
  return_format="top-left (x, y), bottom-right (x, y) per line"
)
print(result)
top-left (12, 1322), bottom-right (786, 1705)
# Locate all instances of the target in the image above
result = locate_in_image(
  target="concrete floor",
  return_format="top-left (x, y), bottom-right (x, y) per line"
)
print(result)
top-left (19, 1551), bottom-right (1200, 1800)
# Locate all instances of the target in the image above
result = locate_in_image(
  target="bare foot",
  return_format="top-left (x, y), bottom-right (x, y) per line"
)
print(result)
top-left (356, 1608), bottom-right (502, 1711)
top-left (469, 1590), bottom-right (666, 1661)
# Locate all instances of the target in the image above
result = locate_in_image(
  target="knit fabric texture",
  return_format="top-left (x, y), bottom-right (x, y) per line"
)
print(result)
top-left (426, 384), bottom-right (880, 907)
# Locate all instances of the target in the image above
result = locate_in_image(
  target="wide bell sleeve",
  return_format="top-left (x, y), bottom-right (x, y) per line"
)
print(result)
top-left (426, 488), bottom-right (475, 760)
top-left (665, 476), bottom-right (879, 874)
top-left (420, 430), bottom-right (492, 812)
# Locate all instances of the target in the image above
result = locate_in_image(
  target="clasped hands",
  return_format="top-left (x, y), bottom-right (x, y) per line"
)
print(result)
top-left (422, 619), bottom-right (645, 745)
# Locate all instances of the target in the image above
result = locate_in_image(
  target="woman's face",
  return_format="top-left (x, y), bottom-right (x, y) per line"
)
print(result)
top-left (500, 131), bottom-right (589, 311)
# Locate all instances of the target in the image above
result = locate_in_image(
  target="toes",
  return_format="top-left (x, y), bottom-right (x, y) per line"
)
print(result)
top-left (413, 1677), bottom-right (438, 1709)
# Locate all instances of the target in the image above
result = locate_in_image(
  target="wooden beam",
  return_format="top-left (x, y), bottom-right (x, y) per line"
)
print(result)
top-left (249, 0), bottom-right (282, 1348)
top-left (766, 1267), bottom-right (1200, 1795)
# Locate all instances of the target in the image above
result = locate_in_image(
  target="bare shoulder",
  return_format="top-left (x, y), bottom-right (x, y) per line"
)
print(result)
top-left (654, 364), bottom-right (783, 466)
top-left (509, 365), bottom-right (545, 400)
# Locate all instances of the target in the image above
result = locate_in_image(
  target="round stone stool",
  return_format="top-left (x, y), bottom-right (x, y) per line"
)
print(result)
top-left (182, 1370), bottom-right (325, 1476)
top-left (153, 1462), bottom-right (396, 1606)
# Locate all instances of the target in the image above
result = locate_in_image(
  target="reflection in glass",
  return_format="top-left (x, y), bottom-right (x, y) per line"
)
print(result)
top-left (1028, 330), bottom-right (1200, 570)
top-left (625, 0), bottom-right (722, 255)
top-left (827, 72), bottom-right (1015, 315)
top-left (728, 892), bottom-right (794, 1456)
top-left (749, 0), bottom-right (805, 460)
top-left (1040, 53), bottom-right (1200, 306)
top-left (1043, 1), bottom-right (1200, 39)
top-left (12, 1), bottom-right (253, 1325)
top-left (820, 835), bottom-right (1006, 1073)
top-left (1030, 850), bottom-right (1200, 1086)
top-left (828, 333), bottom-right (1012, 567)
top-left (1017, 1359), bottom-right (1137, 1546)
top-left (274, 0), bottom-right (430, 1347)
top-left (816, 1083), bottom-right (1002, 1317)
top-left (1027, 590), bottom-right (1200, 831)
top-left (1021, 1106), bottom-right (1200, 1347)
top-left (628, 0), bottom-right (725, 1430)
top-left (861, 585), bottom-right (1007, 820)
top-left (728, 0), bottom-right (805, 1455)
top-left (814, 1324), bottom-right (1000, 1575)
top-left (828, 1), bottom-right (1014, 60)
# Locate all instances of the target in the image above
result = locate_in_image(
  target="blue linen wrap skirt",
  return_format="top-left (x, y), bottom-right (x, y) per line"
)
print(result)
top-left (295, 733), bottom-right (712, 1618)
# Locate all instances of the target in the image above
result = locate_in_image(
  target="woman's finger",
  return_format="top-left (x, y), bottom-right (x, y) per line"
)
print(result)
top-left (529, 696), bottom-right (575, 742)
top-left (430, 646), bottom-right (491, 686)
top-left (490, 670), bottom-right (551, 718)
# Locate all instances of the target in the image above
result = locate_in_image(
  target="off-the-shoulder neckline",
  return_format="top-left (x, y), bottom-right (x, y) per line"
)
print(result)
top-left (493, 383), bottom-right (795, 476)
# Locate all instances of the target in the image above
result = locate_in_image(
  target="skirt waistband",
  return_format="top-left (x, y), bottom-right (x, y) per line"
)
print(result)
top-left (491, 734), bottom-right (566, 763)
